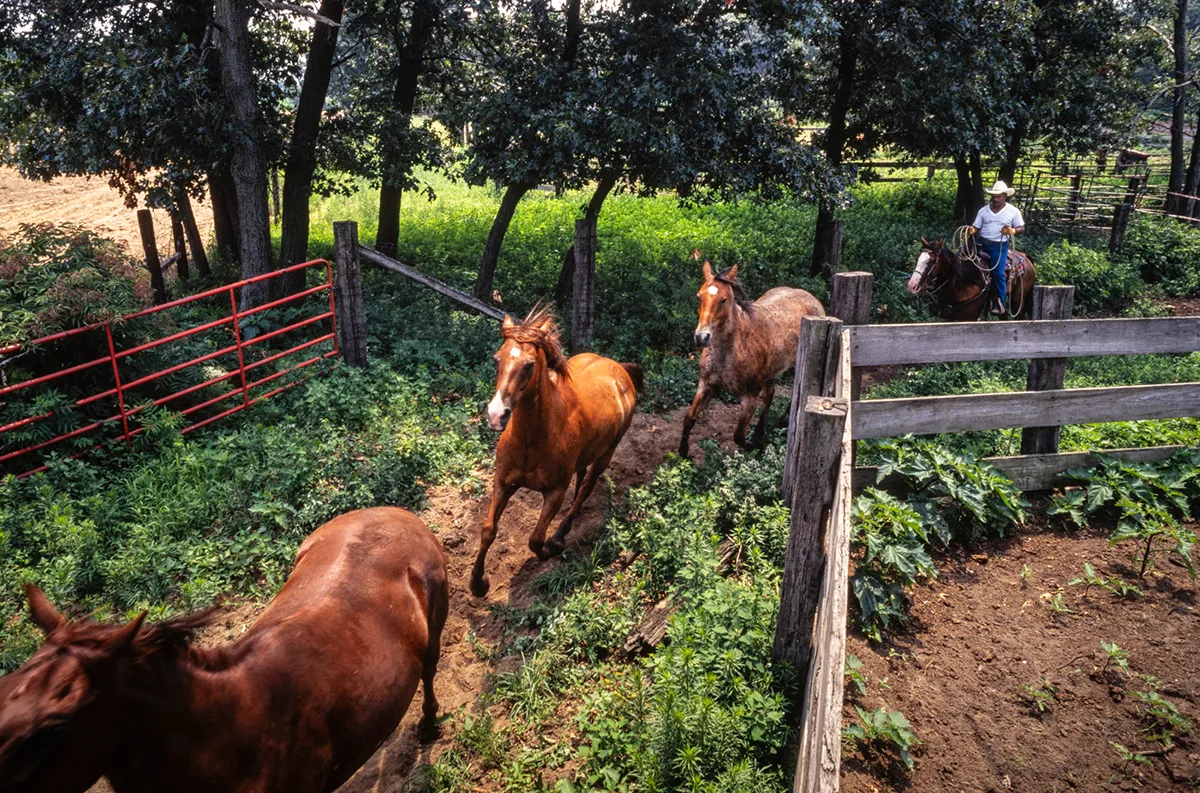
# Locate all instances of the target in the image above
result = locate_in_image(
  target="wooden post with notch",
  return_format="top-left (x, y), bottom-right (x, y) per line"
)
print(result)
top-left (170, 209), bottom-right (189, 281)
top-left (1065, 172), bottom-right (1082, 224)
top-left (783, 316), bottom-right (843, 501)
top-left (775, 316), bottom-right (845, 681)
top-left (333, 220), bottom-right (367, 367)
top-left (571, 218), bottom-right (597, 351)
top-left (178, 192), bottom-right (211, 278)
top-left (137, 209), bottom-right (167, 305)
top-left (1020, 285), bottom-right (1075, 458)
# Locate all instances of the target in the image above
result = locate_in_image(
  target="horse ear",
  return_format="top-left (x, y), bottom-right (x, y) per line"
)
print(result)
top-left (534, 314), bottom-right (554, 333)
top-left (691, 248), bottom-right (703, 261)
top-left (727, 263), bottom-right (739, 279)
top-left (502, 314), bottom-right (514, 329)
top-left (919, 236), bottom-right (929, 246)
top-left (701, 260), bottom-right (713, 280)
top-left (98, 612), bottom-right (146, 658)
top-left (24, 583), bottom-right (63, 634)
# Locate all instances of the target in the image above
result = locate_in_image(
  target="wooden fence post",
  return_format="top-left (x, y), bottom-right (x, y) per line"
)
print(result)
top-left (333, 220), bottom-right (368, 367)
top-left (1109, 203), bottom-right (1132, 253)
top-left (774, 377), bottom-right (847, 687)
top-left (1065, 171), bottom-right (1082, 224)
top-left (170, 210), bottom-right (189, 281)
top-left (178, 193), bottom-right (211, 278)
top-left (830, 272), bottom-right (873, 400)
top-left (137, 209), bottom-right (167, 305)
top-left (571, 218), bottom-right (597, 351)
top-left (1020, 285), bottom-right (1075, 457)
top-left (783, 317), bottom-right (843, 501)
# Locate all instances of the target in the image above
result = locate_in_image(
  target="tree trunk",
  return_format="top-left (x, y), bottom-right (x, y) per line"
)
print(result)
top-left (1184, 103), bottom-right (1200, 211)
top-left (214, 0), bottom-right (274, 309)
top-left (279, 0), bottom-right (344, 294)
top-left (998, 117), bottom-right (1026, 186)
top-left (1168, 0), bottom-right (1189, 215)
top-left (970, 151), bottom-right (984, 203)
top-left (208, 169), bottom-right (239, 261)
top-left (475, 182), bottom-right (534, 301)
top-left (954, 157), bottom-right (975, 224)
top-left (556, 171), bottom-right (618, 306)
top-left (810, 14), bottom-right (857, 276)
top-left (375, 0), bottom-right (440, 258)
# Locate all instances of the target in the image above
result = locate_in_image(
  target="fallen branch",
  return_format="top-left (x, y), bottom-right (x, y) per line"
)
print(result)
top-left (257, 1), bottom-right (340, 26)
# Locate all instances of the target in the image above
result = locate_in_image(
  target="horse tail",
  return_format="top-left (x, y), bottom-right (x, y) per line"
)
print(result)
top-left (620, 363), bottom-right (644, 393)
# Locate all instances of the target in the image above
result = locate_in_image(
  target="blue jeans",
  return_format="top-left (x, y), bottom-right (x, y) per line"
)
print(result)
top-left (978, 238), bottom-right (1008, 308)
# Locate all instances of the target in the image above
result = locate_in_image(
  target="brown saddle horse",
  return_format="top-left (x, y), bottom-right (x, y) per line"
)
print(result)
top-left (0, 507), bottom-right (448, 793)
top-left (906, 236), bottom-right (1036, 321)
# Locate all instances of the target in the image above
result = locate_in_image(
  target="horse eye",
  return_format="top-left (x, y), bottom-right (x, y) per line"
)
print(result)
top-left (521, 360), bottom-right (534, 373)
top-left (720, 298), bottom-right (727, 305)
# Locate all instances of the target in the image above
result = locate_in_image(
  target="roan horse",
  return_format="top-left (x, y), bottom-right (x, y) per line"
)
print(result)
top-left (907, 236), bottom-right (1036, 321)
top-left (679, 261), bottom-right (826, 458)
top-left (0, 507), bottom-right (448, 793)
top-left (473, 307), bottom-right (640, 598)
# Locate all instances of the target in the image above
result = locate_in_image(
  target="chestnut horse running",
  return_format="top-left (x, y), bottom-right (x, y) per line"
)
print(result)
top-left (679, 261), bottom-right (825, 458)
top-left (0, 507), bottom-right (448, 793)
top-left (473, 307), bottom-right (640, 598)
top-left (907, 236), bottom-right (1036, 320)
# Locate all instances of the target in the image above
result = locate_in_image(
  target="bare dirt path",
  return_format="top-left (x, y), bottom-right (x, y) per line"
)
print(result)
top-left (0, 166), bottom-right (211, 256)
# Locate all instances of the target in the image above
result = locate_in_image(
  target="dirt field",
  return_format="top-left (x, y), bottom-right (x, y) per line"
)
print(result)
top-left (841, 520), bottom-right (1200, 793)
top-left (0, 166), bottom-right (210, 257)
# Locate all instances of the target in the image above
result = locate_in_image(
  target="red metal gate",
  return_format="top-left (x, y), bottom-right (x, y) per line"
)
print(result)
top-left (0, 259), bottom-right (338, 478)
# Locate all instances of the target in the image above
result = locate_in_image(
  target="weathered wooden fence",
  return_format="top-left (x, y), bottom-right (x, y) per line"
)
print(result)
top-left (777, 275), bottom-right (1200, 792)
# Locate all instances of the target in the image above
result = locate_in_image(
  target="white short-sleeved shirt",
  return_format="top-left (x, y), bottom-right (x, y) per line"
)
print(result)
top-left (972, 203), bottom-right (1025, 242)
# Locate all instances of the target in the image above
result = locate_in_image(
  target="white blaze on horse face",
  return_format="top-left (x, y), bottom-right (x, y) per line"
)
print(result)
top-left (509, 346), bottom-right (521, 358)
top-left (707, 285), bottom-right (719, 296)
top-left (908, 252), bottom-right (931, 294)
top-left (486, 390), bottom-right (509, 431)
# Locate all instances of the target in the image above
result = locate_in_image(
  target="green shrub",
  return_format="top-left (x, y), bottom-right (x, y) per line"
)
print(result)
top-left (0, 223), bottom-right (152, 346)
top-left (1122, 214), bottom-right (1200, 296)
top-left (1037, 240), bottom-right (1143, 313)
top-left (850, 489), bottom-right (936, 642)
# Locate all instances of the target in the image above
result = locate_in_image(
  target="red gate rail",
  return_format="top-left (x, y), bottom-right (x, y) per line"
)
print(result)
top-left (0, 259), bottom-right (339, 478)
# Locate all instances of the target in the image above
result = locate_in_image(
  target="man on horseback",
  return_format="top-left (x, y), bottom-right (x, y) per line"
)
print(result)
top-left (967, 180), bottom-right (1025, 315)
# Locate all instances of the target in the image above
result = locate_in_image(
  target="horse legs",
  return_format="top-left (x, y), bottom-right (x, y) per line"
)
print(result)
top-left (470, 480), bottom-right (517, 598)
top-left (733, 391), bottom-right (761, 449)
top-left (750, 380), bottom-right (776, 449)
top-left (544, 445), bottom-right (618, 558)
top-left (527, 486), bottom-right (568, 560)
top-left (678, 380), bottom-right (713, 459)
top-left (418, 573), bottom-right (448, 742)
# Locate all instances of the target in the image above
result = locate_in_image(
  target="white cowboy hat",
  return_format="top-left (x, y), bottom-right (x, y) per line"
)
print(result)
top-left (985, 180), bottom-right (1016, 197)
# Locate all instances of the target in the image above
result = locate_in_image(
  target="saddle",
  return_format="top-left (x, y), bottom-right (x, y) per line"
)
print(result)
top-left (976, 248), bottom-right (1026, 283)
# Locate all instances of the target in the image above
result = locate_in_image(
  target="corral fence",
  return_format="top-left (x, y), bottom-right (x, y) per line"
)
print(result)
top-left (776, 272), bottom-right (1200, 792)
top-left (0, 259), bottom-right (341, 478)
top-left (331, 219), bottom-right (595, 348)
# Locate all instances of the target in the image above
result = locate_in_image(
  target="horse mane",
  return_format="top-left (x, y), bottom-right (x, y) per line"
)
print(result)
top-left (58, 608), bottom-right (221, 663)
top-left (713, 268), bottom-right (755, 314)
top-left (949, 243), bottom-right (986, 287)
top-left (501, 304), bottom-right (570, 377)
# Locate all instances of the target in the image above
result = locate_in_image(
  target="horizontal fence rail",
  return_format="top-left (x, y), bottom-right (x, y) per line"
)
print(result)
top-left (0, 259), bottom-right (338, 477)
top-left (359, 246), bottom-right (506, 322)
top-left (852, 382), bottom-right (1200, 440)
top-left (847, 317), bottom-right (1200, 366)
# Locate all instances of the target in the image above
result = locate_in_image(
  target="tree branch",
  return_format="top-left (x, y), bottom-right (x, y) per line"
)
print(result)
top-left (257, 1), bottom-right (341, 26)
top-left (1143, 22), bottom-right (1173, 54)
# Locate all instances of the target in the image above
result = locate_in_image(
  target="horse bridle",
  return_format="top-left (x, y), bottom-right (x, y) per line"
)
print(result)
top-left (914, 244), bottom-right (990, 313)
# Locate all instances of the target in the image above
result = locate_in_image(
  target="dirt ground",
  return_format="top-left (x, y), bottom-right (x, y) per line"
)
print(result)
top-left (841, 519), bottom-right (1200, 793)
top-left (0, 166), bottom-right (210, 257)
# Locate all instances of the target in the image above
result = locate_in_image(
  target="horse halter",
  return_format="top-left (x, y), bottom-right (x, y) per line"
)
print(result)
top-left (911, 244), bottom-right (944, 295)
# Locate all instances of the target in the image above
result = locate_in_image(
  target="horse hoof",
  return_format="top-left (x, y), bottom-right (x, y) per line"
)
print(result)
top-left (528, 538), bottom-right (545, 558)
top-left (469, 575), bottom-right (490, 598)
top-left (418, 715), bottom-right (441, 743)
top-left (543, 538), bottom-right (565, 558)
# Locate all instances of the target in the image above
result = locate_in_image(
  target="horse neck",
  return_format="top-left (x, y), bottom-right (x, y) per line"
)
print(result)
top-left (104, 644), bottom-right (253, 789)
top-left (509, 355), bottom-right (568, 442)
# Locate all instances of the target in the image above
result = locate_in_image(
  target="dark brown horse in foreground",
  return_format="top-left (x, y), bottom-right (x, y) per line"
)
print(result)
top-left (473, 307), bottom-right (640, 598)
top-left (679, 261), bottom-right (825, 458)
top-left (907, 236), bottom-right (1036, 320)
top-left (0, 507), bottom-right (448, 793)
